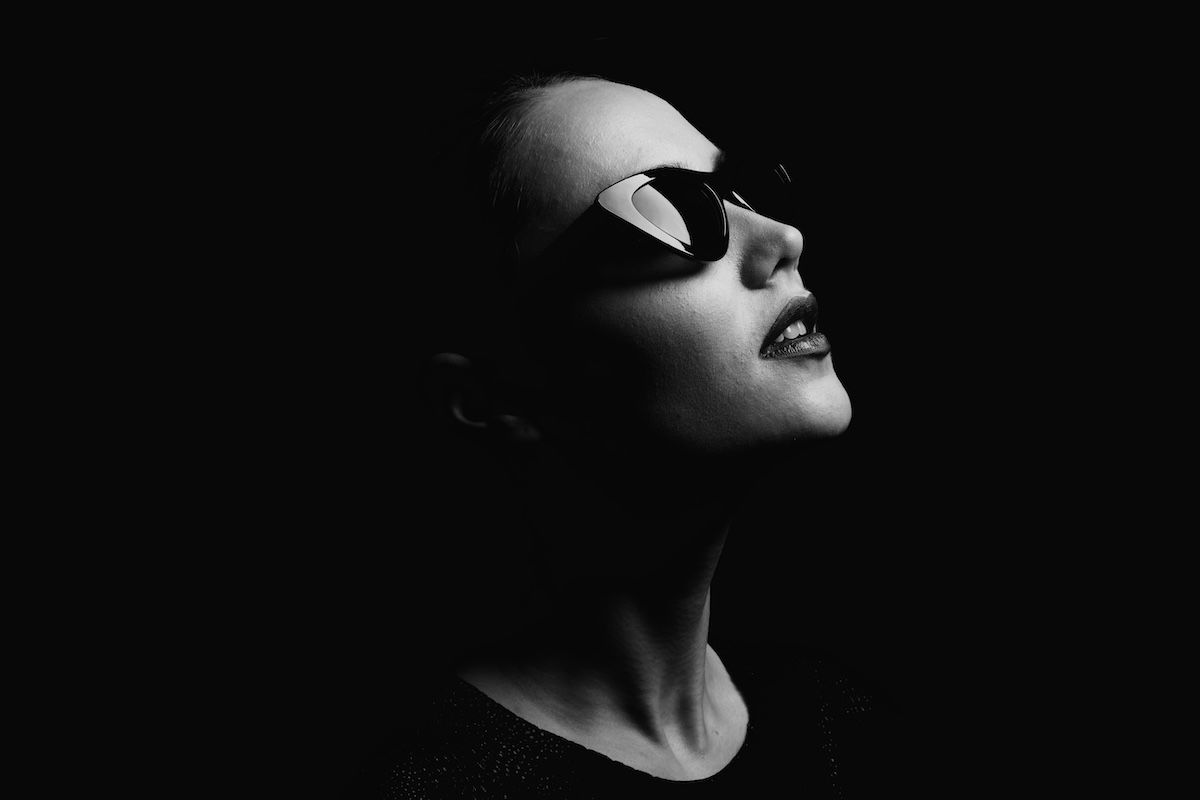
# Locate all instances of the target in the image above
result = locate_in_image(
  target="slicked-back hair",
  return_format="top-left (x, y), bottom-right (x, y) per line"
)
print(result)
top-left (418, 71), bottom-right (603, 363)
top-left (411, 70), bottom-right (610, 435)
top-left (475, 71), bottom-right (610, 268)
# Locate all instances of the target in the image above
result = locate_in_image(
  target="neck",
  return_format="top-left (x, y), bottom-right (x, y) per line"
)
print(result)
top-left (461, 444), bottom-right (750, 769)
top-left (495, 464), bottom-right (738, 754)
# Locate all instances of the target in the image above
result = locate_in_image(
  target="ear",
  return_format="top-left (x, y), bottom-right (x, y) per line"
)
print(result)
top-left (424, 353), bottom-right (542, 445)
top-left (425, 352), bottom-right (487, 430)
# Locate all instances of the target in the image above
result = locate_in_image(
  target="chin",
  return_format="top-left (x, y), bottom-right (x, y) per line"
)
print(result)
top-left (821, 399), bottom-right (853, 437)
top-left (814, 378), bottom-right (853, 437)
top-left (820, 377), bottom-right (853, 433)
top-left (781, 371), bottom-right (853, 441)
top-left (720, 397), bottom-right (852, 460)
top-left (785, 404), bottom-right (851, 443)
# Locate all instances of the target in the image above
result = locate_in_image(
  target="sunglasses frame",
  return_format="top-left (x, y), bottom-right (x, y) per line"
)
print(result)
top-left (520, 160), bottom-right (795, 286)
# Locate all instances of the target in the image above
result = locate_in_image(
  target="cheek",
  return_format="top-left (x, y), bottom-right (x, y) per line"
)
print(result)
top-left (559, 281), bottom-right (851, 450)
top-left (564, 283), bottom-right (755, 434)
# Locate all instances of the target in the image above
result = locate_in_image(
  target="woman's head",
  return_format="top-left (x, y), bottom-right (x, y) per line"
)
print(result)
top-left (429, 74), bottom-right (851, 464)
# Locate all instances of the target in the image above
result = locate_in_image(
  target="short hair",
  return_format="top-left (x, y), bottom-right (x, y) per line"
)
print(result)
top-left (473, 70), bottom-right (609, 272)
top-left (416, 71), bottom-right (603, 362)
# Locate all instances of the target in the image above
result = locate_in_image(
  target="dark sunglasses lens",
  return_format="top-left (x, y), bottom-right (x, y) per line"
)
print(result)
top-left (632, 176), bottom-right (727, 260)
top-left (729, 163), bottom-right (800, 225)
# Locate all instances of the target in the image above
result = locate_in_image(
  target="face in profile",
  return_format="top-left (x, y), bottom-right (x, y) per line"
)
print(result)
top-left (497, 79), bottom-right (852, 459)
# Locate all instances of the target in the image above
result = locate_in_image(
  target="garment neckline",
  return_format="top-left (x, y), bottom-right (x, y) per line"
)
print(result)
top-left (451, 675), bottom-right (752, 785)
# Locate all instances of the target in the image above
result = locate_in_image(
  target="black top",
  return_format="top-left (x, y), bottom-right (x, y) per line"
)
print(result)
top-left (348, 640), bottom-right (903, 798)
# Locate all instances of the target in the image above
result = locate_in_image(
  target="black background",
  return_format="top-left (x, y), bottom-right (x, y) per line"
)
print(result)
top-left (175, 22), bottom-right (1160, 798)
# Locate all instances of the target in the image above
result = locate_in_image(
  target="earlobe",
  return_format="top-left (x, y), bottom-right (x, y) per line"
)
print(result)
top-left (424, 353), bottom-right (542, 444)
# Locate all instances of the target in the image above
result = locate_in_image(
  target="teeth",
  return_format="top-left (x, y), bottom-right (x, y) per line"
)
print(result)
top-left (784, 320), bottom-right (807, 340)
top-left (773, 320), bottom-right (809, 343)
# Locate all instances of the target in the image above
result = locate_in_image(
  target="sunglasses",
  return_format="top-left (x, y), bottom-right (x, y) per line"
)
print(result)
top-left (527, 158), bottom-right (801, 280)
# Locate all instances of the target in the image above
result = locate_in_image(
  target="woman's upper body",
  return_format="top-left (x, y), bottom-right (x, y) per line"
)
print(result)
top-left (387, 72), bottom-right (876, 795)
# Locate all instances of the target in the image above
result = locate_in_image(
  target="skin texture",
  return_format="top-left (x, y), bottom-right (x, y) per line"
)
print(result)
top-left (511, 79), bottom-right (851, 455)
top-left (444, 79), bottom-right (853, 781)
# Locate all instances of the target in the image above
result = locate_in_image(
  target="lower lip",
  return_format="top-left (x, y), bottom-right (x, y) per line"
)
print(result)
top-left (761, 331), bottom-right (831, 360)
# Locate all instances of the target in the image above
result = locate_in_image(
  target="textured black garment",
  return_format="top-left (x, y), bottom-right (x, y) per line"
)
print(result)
top-left (349, 640), bottom-right (903, 798)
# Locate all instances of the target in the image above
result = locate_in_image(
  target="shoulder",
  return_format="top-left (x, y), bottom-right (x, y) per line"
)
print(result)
top-left (713, 637), bottom-right (907, 795)
top-left (343, 675), bottom-right (481, 798)
top-left (713, 636), bottom-right (889, 712)
top-left (345, 674), bottom-right (588, 799)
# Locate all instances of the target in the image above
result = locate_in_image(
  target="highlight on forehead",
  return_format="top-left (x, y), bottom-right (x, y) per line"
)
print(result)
top-left (508, 79), bottom-right (722, 260)
top-left (470, 72), bottom-right (597, 266)
top-left (472, 73), bottom-right (724, 270)
top-left (523, 80), bottom-right (719, 188)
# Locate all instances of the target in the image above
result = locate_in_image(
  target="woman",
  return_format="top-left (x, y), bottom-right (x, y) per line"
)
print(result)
top-left (356, 72), bottom-right (896, 798)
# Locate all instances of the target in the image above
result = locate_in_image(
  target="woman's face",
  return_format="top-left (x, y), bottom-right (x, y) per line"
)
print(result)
top-left (511, 80), bottom-right (851, 455)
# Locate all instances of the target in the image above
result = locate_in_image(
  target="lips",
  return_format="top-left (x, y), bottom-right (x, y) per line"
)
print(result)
top-left (760, 293), bottom-right (832, 360)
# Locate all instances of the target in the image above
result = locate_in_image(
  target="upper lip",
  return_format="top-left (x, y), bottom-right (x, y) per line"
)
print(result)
top-left (761, 293), bottom-right (819, 353)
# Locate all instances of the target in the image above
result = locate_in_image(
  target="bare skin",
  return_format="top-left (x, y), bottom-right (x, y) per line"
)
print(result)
top-left (459, 518), bottom-right (748, 781)
top-left (449, 79), bottom-right (850, 781)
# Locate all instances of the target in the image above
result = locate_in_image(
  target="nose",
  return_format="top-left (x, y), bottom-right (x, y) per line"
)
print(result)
top-left (727, 203), bottom-right (805, 289)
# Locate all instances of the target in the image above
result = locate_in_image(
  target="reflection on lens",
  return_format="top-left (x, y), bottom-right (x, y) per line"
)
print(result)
top-left (632, 176), bottom-right (725, 257)
top-left (632, 183), bottom-right (691, 243)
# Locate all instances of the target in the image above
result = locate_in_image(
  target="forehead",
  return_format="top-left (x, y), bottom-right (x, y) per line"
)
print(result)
top-left (514, 80), bottom-right (722, 262)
